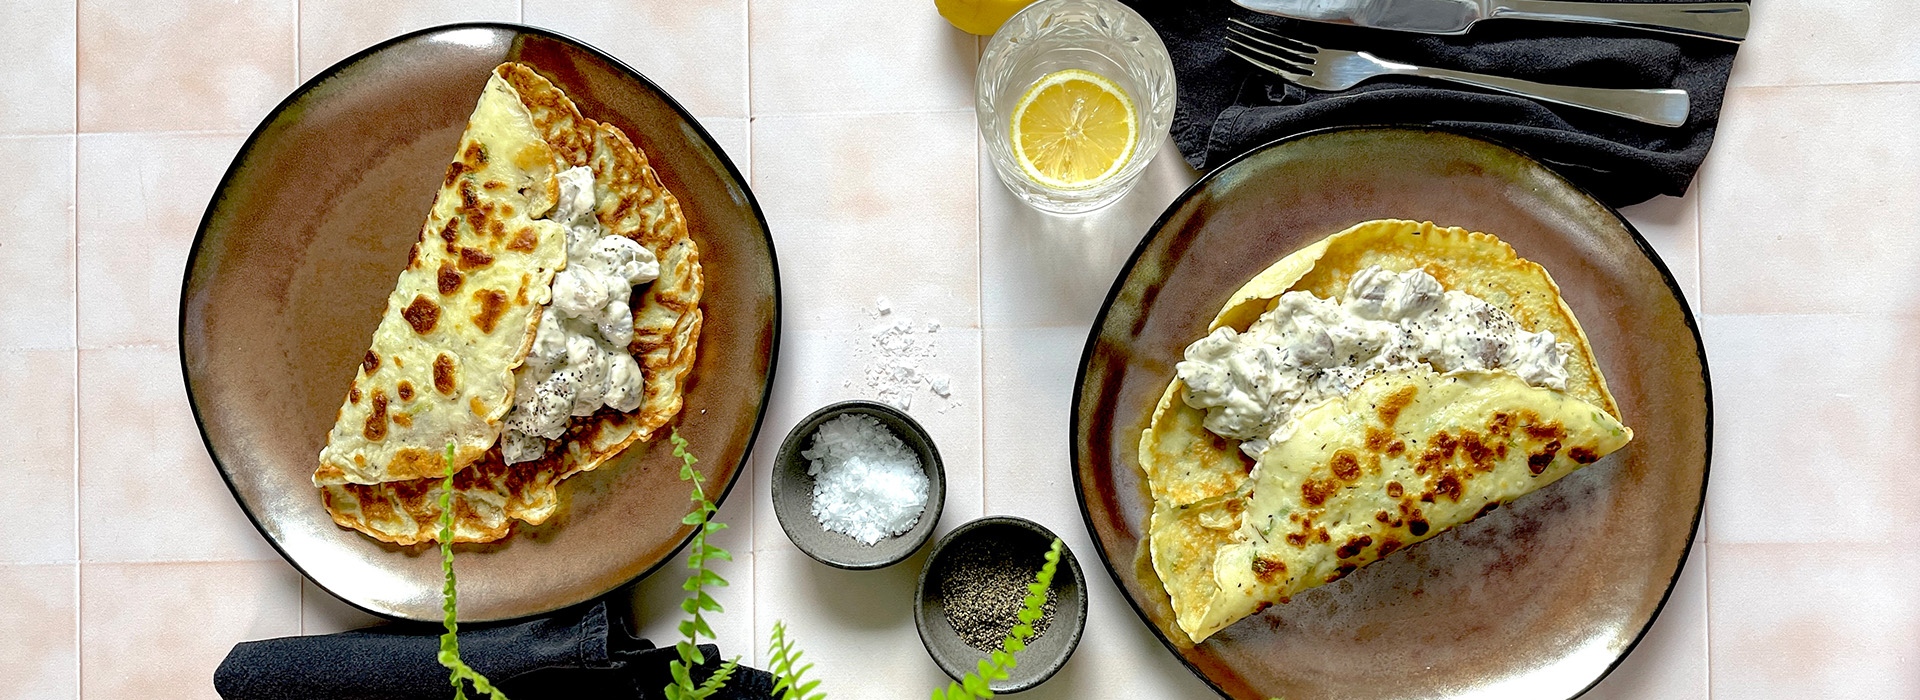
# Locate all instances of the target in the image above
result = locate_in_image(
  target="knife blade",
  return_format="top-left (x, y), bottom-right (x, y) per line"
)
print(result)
top-left (1232, 0), bottom-right (1748, 42)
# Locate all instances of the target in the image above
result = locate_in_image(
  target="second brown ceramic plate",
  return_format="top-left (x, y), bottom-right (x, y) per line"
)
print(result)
top-left (1072, 127), bottom-right (1709, 700)
top-left (181, 24), bottom-right (778, 622)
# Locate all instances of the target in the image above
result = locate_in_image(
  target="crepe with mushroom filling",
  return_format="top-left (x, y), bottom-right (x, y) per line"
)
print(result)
top-left (315, 63), bottom-right (703, 544)
top-left (1140, 220), bottom-right (1621, 508)
top-left (1138, 219), bottom-right (1632, 642)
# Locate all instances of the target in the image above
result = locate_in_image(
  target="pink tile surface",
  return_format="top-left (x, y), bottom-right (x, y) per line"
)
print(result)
top-left (525, 0), bottom-right (748, 119)
top-left (298, 0), bottom-right (518, 81)
top-left (1699, 84), bottom-right (1920, 316)
top-left (1, 3), bottom-right (1910, 697)
top-left (78, 0), bottom-right (295, 133)
top-left (1728, 0), bottom-right (1920, 88)
top-left (0, 564), bottom-right (77, 700)
top-left (751, 111), bottom-right (979, 332)
top-left (751, 545), bottom-right (956, 699)
top-left (1709, 543), bottom-right (1920, 699)
top-left (78, 347), bottom-right (279, 563)
top-left (0, 350), bottom-right (76, 564)
top-left (0, 136), bottom-right (77, 350)
top-left (979, 139), bottom-right (1198, 330)
top-left (1701, 313), bottom-right (1920, 544)
top-left (77, 131), bottom-right (248, 349)
top-left (981, 326), bottom-right (1086, 547)
top-left (750, 326), bottom-right (984, 553)
top-left (0, 1), bottom-right (76, 135)
top-left (80, 560), bottom-right (301, 700)
top-left (749, 0), bottom-right (977, 115)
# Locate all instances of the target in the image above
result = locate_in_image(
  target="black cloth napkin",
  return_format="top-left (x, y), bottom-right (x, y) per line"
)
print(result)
top-left (1120, 0), bottom-right (1742, 206)
top-left (214, 600), bottom-right (775, 700)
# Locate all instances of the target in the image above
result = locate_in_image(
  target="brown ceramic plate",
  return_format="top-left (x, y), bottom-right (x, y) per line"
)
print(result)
top-left (180, 24), bottom-right (778, 622)
top-left (1071, 127), bottom-right (1709, 700)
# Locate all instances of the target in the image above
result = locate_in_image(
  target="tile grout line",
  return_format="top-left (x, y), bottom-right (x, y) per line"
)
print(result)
top-left (293, 0), bottom-right (301, 87)
top-left (1728, 78), bottom-right (1920, 92)
top-left (0, 133), bottom-right (78, 142)
top-left (975, 30), bottom-right (986, 521)
top-left (750, 107), bottom-right (976, 121)
top-left (72, 0), bottom-right (83, 692)
top-left (743, 0), bottom-right (752, 118)
top-left (1696, 488), bottom-right (1709, 696)
top-left (74, 128), bottom-right (256, 138)
top-left (1700, 541), bottom-right (1711, 697)
top-left (1695, 166), bottom-right (1706, 695)
top-left (1692, 176), bottom-right (1704, 316)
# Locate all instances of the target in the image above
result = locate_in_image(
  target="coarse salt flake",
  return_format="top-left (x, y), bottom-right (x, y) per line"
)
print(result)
top-left (803, 414), bottom-right (929, 545)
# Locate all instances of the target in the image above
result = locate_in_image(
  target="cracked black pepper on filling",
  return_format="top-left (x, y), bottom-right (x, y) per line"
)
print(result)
top-left (937, 537), bottom-right (1059, 653)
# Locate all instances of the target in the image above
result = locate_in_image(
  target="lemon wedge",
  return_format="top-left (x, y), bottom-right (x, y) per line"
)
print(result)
top-left (1010, 69), bottom-right (1138, 190)
top-left (936, 0), bottom-right (1037, 36)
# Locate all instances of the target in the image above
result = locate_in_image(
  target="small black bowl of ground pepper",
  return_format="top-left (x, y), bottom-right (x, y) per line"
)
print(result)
top-left (914, 516), bottom-right (1087, 694)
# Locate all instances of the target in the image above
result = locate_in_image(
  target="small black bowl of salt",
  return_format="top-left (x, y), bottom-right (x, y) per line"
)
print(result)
top-left (914, 516), bottom-right (1087, 694)
top-left (772, 400), bottom-right (945, 570)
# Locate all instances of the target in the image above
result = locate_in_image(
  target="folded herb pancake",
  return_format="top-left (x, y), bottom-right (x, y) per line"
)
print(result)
top-left (1140, 219), bottom-right (1631, 642)
top-left (314, 68), bottom-right (566, 488)
top-left (316, 63), bottom-right (703, 544)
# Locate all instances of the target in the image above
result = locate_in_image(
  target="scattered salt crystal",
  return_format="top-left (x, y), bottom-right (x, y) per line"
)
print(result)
top-left (860, 302), bottom-right (957, 413)
top-left (928, 374), bottom-right (951, 398)
top-left (803, 414), bottom-right (929, 545)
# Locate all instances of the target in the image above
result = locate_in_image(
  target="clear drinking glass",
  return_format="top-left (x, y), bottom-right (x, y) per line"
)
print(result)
top-left (977, 0), bottom-right (1176, 214)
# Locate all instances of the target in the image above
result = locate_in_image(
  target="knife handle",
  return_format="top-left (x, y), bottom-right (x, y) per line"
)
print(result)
top-left (1491, 0), bottom-right (1749, 42)
top-left (1415, 65), bottom-right (1691, 126)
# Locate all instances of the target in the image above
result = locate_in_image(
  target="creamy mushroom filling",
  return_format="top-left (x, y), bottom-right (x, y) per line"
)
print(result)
top-left (500, 166), bottom-right (660, 465)
top-left (1176, 266), bottom-right (1571, 459)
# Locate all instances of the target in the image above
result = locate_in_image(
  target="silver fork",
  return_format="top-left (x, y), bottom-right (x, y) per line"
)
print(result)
top-left (1225, 19), bottom-right (1689, 127)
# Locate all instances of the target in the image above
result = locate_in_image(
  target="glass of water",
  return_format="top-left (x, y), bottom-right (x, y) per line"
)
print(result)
top-left (977, 0), bottom-right (1176, 214)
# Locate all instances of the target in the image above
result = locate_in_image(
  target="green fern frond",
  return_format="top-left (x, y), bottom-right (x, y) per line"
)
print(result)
top-left (696, 657), bottom-right (742, 696)
top-left (664, 430), bottom-right (734, 700)
top-left (768, 620), bottom-right (827, 700)
top-left (438, 444), bottom-right (509, 700)
top-left (930, 538), bottom-right (1064, 700)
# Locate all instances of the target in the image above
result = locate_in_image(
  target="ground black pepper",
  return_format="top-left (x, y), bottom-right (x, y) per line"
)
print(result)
top-left (937, 537), bottom-right (1058, 653)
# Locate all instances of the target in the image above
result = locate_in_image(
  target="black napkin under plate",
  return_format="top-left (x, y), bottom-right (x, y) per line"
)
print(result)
top-left (214, 600), bottom-right (775, 700)
top-left (1120, 0), bottom-right (1742, 206)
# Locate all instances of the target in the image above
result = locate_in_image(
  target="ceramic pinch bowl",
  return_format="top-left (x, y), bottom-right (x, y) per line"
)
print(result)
top-left (772, 400), bottom-right (946, 570)
top-left (914, 516), bottom-right (1088, 694)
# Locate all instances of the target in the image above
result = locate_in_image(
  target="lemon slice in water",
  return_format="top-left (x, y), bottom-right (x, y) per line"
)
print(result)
top-left (1010, 69), bottom-right (1138, 190)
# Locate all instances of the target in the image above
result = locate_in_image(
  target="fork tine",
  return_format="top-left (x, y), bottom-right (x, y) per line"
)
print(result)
top-left (1227, 18), bottom-right (1322, 55)
top-left (1226, 47), bottom-right (1311, 78)
top-left (1225, 36), bottom-right (1312, 74)
top-left (1226, 28), bottom-right (1314, 65)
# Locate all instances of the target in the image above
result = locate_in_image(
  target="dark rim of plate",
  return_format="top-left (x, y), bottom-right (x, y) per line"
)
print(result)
top-left (772, 399), bottom-right (948, 570)
top-left (913, 515), bottom-right (1089, 693)
top-left (1066, 124), bottom-right (1713, 700)
top-left (177, 21), bottom-right (781, 623)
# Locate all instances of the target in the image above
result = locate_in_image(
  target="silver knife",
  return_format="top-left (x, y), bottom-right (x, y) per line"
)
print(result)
top-left (1233, 0), bottom-right (1748, 43)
